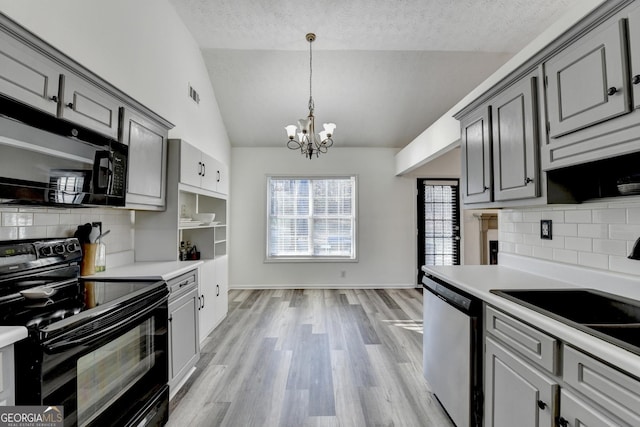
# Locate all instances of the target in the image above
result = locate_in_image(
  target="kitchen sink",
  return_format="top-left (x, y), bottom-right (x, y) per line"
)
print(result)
top-left (491, 288), bottom-right (640, 355)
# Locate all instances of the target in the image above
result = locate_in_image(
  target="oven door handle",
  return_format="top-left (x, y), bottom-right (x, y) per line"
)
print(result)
top-left (43, 293), bottom-right (166, 353)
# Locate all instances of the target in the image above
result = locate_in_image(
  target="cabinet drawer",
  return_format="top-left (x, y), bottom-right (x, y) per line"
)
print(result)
top-left (485, 306), bottom-right (558, 374)
top-left (563, 345), bottom-right (640, 426)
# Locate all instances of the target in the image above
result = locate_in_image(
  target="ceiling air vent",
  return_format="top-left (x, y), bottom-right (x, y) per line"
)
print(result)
top-left (188, 84), bottom-right (200, 104)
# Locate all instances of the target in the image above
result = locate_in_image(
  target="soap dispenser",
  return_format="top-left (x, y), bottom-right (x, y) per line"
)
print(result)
top-left (629, 237), bottom-right (640, 260)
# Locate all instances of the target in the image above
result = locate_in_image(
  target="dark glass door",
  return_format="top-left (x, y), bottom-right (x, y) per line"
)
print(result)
top-left (417, 179), bottom-right (460, 283)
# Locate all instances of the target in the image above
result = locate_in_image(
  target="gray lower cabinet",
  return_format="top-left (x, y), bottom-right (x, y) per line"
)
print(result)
top-left (485, 336), bottom-right (558, 427)
top-left (0, 344), bottom-right (15, 405)
top-left (461, 106), bottom-right (492, 204)
top-left (491, 76), bottom-right (539, 201)
top-left (485, 305), bottom-right (640, 427)
top-left (120, 107), bottom-right (168, 209)
top-left (168, 270), bottom-right (200, 396)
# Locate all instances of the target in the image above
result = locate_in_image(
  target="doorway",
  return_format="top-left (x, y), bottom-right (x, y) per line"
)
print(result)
top-left (417, 179), bottom-right (460, 284)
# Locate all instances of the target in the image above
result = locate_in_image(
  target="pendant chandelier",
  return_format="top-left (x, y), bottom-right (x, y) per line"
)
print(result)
top-left (285, 33), bottom-right (336, 159)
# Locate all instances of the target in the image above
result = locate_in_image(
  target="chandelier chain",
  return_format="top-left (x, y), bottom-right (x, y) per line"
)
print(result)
top-left (308, 35), bottom-right (314, 112)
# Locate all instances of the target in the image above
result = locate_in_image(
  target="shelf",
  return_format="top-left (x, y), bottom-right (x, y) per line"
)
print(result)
top-left (178, 223), bottom-right (226, 230)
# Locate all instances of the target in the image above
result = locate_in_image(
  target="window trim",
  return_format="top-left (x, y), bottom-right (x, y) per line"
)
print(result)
top-left (265, 175), bottom-right (358, 263)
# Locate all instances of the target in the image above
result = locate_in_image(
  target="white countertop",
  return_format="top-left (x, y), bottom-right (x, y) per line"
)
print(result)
top-left (0, 326), bottom-right (27, 348)
top-left (423, 255), bottom-right (640, 380)
top-left (82, 260), bottom-right (204, 281)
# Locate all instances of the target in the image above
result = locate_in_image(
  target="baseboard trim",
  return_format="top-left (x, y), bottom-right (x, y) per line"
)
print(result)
top-left (230, 283), bottom-right (416, 290)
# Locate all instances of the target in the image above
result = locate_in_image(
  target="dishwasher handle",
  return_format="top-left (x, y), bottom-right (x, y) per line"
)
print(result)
top-left (422, 275), bottom-right (480, 315)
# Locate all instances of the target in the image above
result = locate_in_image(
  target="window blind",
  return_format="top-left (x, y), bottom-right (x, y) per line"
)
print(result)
top-left (267, 177), bottom-right (356, 260)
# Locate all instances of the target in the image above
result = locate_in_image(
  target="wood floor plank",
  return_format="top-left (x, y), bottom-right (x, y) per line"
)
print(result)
top-left (168, 288), bottom-right (455, 427)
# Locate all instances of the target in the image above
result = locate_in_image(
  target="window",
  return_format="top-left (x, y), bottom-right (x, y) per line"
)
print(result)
top-left (267, 176), bottom-right (357, 260)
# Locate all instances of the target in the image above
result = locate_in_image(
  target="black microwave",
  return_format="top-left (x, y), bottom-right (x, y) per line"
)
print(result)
top-left (0, 96), bottom-right (127, 207)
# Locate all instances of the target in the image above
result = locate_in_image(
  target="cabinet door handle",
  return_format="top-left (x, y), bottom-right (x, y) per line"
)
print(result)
top-left (557, 416), bottom-right (568, 427)
top-left (216, 284), bottom-right (220, 297)
top-left (201, 294), bottom-right (205, 309)
top-left (633, 75), bottom-right (640, 85)
top-left (607, 86), bottom-right (618, 96)
top-left (525, 177), bottom-right (534, 184)
top-left (537, 400), bottom-right (547, 410)
top-left (66, 102), bottom-right (74, 109)
top-left (483, 186), bottom-right (490, 191)
top-left (217, 170), bottom-right (221, 183)
top-left (49, 95), bottom-right (58, 102)
top-left (202, 162), bottom-right (206, 177)
top-left (198, 161), bottom-right (202, 176)
top-left (198, 295), bottom-right (202, 310)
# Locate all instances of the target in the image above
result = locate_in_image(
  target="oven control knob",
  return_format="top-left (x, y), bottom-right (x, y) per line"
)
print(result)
top-left (40, 246), bottom-right (54, 257)
top-left (66, 243), bottom-right (79, 253)
top-left (54, 244), bottom-right (65, 254)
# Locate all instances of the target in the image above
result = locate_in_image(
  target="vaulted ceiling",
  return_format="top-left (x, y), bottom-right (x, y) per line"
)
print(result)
top-left (168, 0), bottom-right (582, 149)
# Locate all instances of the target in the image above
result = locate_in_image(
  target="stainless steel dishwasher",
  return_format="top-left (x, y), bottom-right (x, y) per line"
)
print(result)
top-left (423, 274), bottom-right (483, 427)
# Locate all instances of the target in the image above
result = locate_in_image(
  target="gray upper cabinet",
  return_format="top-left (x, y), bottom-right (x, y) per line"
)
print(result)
top-left (461, 106), bottom-right (492, 204)
top-left (545, 18), bottom-right (630, 139)
top-left (60, 73), bottom-right (120, 139)
top-left (492, 76), bottom-right (539, 201)
top-left (628, 6), bottom-right (640, 109)
top-left (120, 107), bottom-right (168, 210)
top-left (0, 33), bottom-right (60, 115)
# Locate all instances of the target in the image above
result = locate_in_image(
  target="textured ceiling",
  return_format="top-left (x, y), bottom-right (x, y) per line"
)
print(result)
top-left (168, 0), bottom-right (582, 149)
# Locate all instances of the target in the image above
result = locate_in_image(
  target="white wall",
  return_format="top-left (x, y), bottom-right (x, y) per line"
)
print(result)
top-left (0, 0), bottom-right (230, 165)
top-left (500, 201), bottom-right (640, 277)
top-left (230, 147), bottom-right (414, 288)
top-left (0, 0), bottom-right (230, 265)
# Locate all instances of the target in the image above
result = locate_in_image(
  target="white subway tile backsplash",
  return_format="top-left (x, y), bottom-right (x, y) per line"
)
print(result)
top-left (541, 211), bottom-right (565, 223)
top-left (515, 244), bottom-right (533, 256)
top-left (593, 238), bottom-right (627, 256)
top-left (609, 255), bottom-right (640, 276)
top-left (565, 237), bottom-right (592, 252)
top-left (577, 223), bottom-right (608, 239)
top-left (578, 252), bottom-right (609, 270)
top-left (564, 209), bottom-right (592, 223)
top-left (592, 208), bottom-right (626, 224)
top-left (0, 227), bottom-right (18, 240)
top-left (499, 201), bottom-right (640, 277)
top-left (2, 212), bottom-right (33, 227)
top-left (541, 236), bottom-right (565, 248)
top-left (0, 207), bottom-right (133, 255)
top-left (515, 222), bottom-right (534, 234)
top-left (18, 226), bottom-right (47, 239)
top-left (628, 208), bottom-right (640, 224)
top-left (609, 224), bottom-right (640, 241)
top-left (532, 246), bottom-right (554, 260)
top-left (554, 223), bottom-right (578, 237)
top-left (34, 213), bottom-right (60, 226)
top-left (553, 248), bottom-right (578, 264)
top-left (523, 211), bottom-right (542, 222)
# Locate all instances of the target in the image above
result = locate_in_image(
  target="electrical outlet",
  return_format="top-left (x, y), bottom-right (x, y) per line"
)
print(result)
top-left (540, 220), bottom-right (552, 240)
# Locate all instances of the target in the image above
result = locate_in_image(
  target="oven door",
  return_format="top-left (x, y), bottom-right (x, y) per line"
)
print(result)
top-left (15, 284), bottom-right (169, 427)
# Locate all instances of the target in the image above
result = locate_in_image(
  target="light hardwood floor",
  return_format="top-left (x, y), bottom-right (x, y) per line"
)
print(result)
top-left (168, 288), bottom-right (455, 427)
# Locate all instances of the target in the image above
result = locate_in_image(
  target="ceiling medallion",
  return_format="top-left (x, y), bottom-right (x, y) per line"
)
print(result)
top-left (285, 33), bottom-right (336, 159)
